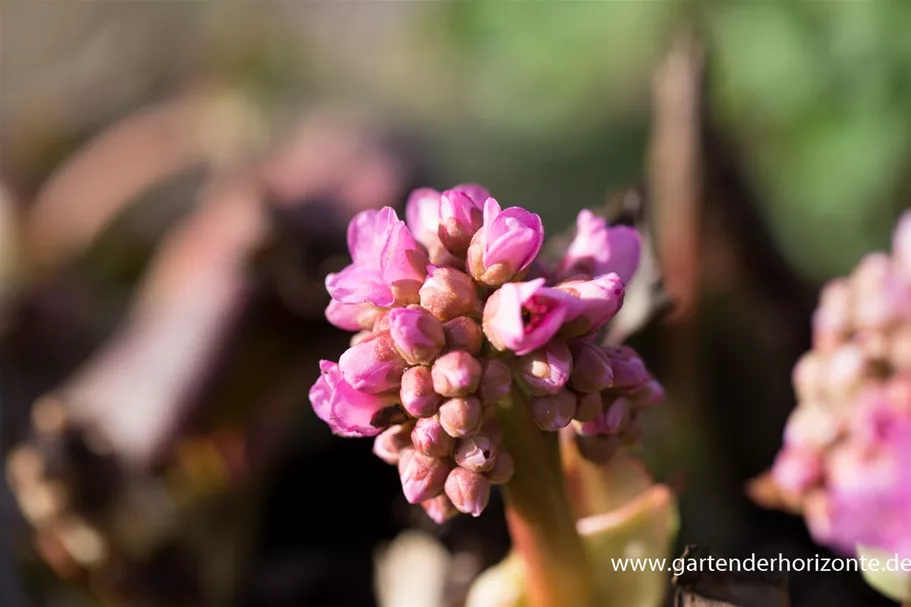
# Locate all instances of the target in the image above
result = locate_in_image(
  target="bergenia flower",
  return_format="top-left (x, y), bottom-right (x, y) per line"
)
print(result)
top-left (467, 198), bottom-right (544, 287)
top-left (310, 188), bottom-right (663, 522)
top-left (768, 210), bottom-right (911, 566)
top-left (557, 209), bottom-right (641, 284)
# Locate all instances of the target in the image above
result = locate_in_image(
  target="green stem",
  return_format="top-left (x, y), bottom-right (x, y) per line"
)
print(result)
top-left (498, 387), bottom-right (594, 607)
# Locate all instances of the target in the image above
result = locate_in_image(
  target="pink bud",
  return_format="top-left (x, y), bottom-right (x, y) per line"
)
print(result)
top-left (310, 360), bottom-right (402, 437)
top-left (443, 317), bottom-right (483, 355)
top-left (812, 278), bottom-right (852, 351)
top-left (517, 341), bottom-right (573, 396)
top-left (388, 306), bottom-right (445, 365)
top-left (405, 188), bottom-right (443, 252)
top-left (325, 300), bottom-right (384, 332)
top-left (568, 341), bottom-right (614, 393)
top-left (576, 397), bottom-right (629, 436)
top-left (771, 448), bottom-right (823, 496)
top-left (381, 220), bottom-right (430, 305)
top-left (421, 494), bottom-right (459, 524)
top-left (602, 345), bottom-right (649, 389)
top-left (339, 332), bottom-right (408, 393)
top-left (431, 351), bottom-right (482, 397)
top-left (439, 189), bottom-right (483, 254)
top-left (529, 389), bottom-right (576, 431)
top-left (454, 434), bottom-right (498, 473)
top-left (574, 391), bottom-right (603, 422)
top-left (893, 211), bottom-right (911, 279)
top-left (399, 450), bottom-right (453, 504)
top-left (575, 434), bottom-right (619, 463)
top-left (467, 197), bottom-right (544, 288)
top-left (419, 266), bottom-right (481, 321)
top-left (438, 396), bottom-right (483, 437)
top-left (486, 452), bottom-right (515, 485)
top-left (482, 278), bottom-right (581, 356)
top-left (627, 379), bottom-right (666, 407)
top-left (373, 424), bottom-right (414, 465)
top-left (400, 366), bottom-right (442, 418)
top-left (555, 273), bottom-right (624, 338)
top-left (412, 416), bottom-right (455, 458)
top-left (445, 467), bottom-right (491, 517)
top-left (478, 359), bottom-right (512, 406)
top-left (557, 210), bottom-right (641, 284)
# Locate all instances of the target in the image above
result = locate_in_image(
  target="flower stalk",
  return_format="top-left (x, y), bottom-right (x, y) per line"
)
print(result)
top-left (498, 386), bottom-right (594, 607)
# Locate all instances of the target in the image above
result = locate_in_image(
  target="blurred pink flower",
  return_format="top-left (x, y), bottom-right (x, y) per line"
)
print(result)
top-left (557, 210), bottom-right (641, 283)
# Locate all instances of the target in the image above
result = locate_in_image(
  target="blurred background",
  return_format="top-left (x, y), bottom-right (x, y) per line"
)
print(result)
top-left (2, 1), bottom-right (911, 606)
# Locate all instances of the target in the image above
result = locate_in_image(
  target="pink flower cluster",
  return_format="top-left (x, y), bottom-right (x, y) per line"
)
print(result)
top-left (310, 186), bottom-right (663, 522)
top-left (772, 212), bottom-right (911, 558)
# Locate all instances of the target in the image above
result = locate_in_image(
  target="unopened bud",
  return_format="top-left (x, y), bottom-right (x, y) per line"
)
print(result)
top-left (422, 494), bottom-right (459, 524)
top-left (438, 396), bottom-right (483, 437)
top-left (569, 341), bottom-right (614, 393)
top-left (529, 390), bottom-right (576, 431)
top-left (443, 317), bottom-right (483, 355)
top-left (574, 391), bottom-right (602, 422)
top-left (399, 450), bottom-right (453, 504)
top-left (412, 416), bottom-right (455, 458)
top-left (478, 359), bottom-right (512, 406)
top-left (400, 366), bottom-right (442, 418)
top-left (339, 332), bottom-right (408, 393)
top-left (626, 379), bottom-right (665, 407)
top-left (439, 189), bottom-right (483, 255)
top-left (373, 424), bottom-right (414, 465)
top-left (388, 306), bottom-right (446, 365)
top-left (445, 467), bottom-right (491, 517)
top-left (419, 266), bottom-right (480, 321)
top-left (486, 452), bottom-right (515, 485)
top-left (518, 342), bottom-right (572, 396)
top-left (575, 434), bottom-right (619, 463)
top-left (454, 434), bottom-right (498, 473)
top-left (432, 351), bottom-right (482, 397)
top-left (602, 346), bottom-right (649, 389)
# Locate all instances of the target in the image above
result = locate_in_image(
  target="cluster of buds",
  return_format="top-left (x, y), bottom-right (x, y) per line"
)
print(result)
top-left (771, 212), bottom-right (911, 558)
top-left (310, 187), bottom-right (663, 522)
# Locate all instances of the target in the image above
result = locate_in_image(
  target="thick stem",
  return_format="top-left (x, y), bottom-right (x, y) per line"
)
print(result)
top-left (498, 388), bottom-right (594, 607)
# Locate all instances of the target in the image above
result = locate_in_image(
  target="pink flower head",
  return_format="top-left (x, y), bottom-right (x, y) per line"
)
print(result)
top-left (467, 198), bottom-right (544, 287)
top-left (310, 360), bottom-right (402, 437)
top-left (557, 210), bottom-right (641, 284)
top-left (338, 331), bottom-right (408, 393)
top-left (482, 278), bottom-right (581, 356)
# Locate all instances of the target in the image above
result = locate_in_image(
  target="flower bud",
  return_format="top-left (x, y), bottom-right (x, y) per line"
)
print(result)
top-left (445, 467), bottom-right (491, 517)
top-left (432, 351), bottom-right (482, 397)
top-left (486, 452), bottom-right (515, 485)
top-left (381, 220), bottom-right (430, 305)
top-left (569, 341), bottom-right (614, 393)
top-left (438, 396), bottom-right (483, 437)
top-left (771, 448), bottom-right (823, 497)
top-left (575, 434), bottom-right (619, 463)
top-left (556, 210), bottom-right (641, 284)
top-left (339, 332), bottom-right (408, 393)
top-left (350, 330), bottom-right (373, 346)
top-left (439, 189), bottom-right (483, 255)
top-left (529, 389), bottom-right (576, 431)
top-left (576, 396), bottom-right (629, 436)
top-left (467, 198), bottom-right (544, 288)
top-left (311, 360), bottom-right (402, 437)
top-left (400, 366), bottom-right (442, 418)
top-left (555, 274), bottom-right (624, 338)
top-left (454, 434), bottom-right (498, 473)
top-left (419, 266), bottom-right (480, 321)
top-left (443, 317), bottom-right (483, 355)
top-left (325, 300), bottom-right (384, 332)
top-left (517, 342), bottom-right (572, 396)
top-left (478, 359), bottom-right (512, 406)
top-left (399, 450), bottom-right (453, 504)
top-left (387, 306), bottom-right (445, 365)
top-left (412, 416), bottom-right (455, 458)
top-left (422, 494), bottom-right (459, 524)
top-left (574, 391), bottom-right (602, 422)
top-left (627, 379), bottom-right (666, 407)
top-left (602, 345), bottom-right (649, 389)
top-left (373, 424), bottom-right (414, 465)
